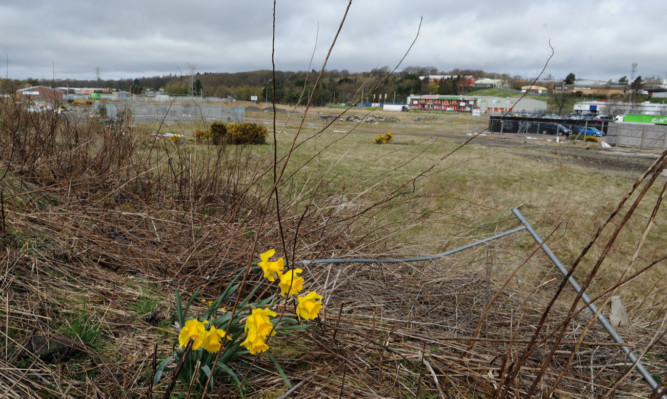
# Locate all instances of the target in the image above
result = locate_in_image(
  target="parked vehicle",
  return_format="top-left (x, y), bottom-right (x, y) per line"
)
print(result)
top-left (538, 122), bottom-right (572, 135)
top-left (577, 126), bottom-right (603, 137)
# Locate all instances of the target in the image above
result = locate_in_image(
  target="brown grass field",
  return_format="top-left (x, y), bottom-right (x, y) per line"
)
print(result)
top-left (1, 99), bottom-right (665, 398)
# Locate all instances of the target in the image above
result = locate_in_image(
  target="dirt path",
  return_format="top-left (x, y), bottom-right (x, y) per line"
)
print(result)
top-left (432, 132), bottom-right (661, 176)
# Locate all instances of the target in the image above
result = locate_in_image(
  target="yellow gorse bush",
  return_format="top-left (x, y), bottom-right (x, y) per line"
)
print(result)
top-left (374, 131), bottom-right (394, 144)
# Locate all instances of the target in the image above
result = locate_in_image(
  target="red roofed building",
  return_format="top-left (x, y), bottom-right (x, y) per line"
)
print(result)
top-left (16, 86), bottom-right (63, 102)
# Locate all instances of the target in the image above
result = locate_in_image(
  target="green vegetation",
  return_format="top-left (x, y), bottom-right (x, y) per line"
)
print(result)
top-left (58, 311), bottom-right (101, 345)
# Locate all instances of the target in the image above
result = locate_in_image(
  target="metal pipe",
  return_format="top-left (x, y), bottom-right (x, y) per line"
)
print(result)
top-left (295, 225), bottom-right (526, 266)
top-left (205, 226), bottom-right (526, 281)
top-left (511, 207), bottom-right (659, 391)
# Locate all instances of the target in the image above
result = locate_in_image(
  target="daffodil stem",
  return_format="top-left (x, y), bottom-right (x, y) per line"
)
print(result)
top-left (163, 338), bottom-right (194, 399)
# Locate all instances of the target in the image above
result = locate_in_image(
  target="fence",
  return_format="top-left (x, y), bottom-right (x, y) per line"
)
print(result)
top-left (488, 116), bottom-right (607, 135)
top-left (92, 101), bottom-right (245, 124)
top-left (606, 122), bottom-right (667, 149)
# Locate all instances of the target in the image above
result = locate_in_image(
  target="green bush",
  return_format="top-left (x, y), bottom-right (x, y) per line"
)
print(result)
top-left (210, 122), bottom-right (227, 145)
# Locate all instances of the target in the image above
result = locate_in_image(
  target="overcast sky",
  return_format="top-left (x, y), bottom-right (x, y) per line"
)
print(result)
top-left (0, 0), bottom-right (665, 82)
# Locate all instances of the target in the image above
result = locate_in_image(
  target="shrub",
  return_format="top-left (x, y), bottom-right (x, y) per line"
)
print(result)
top-left (210, 122), bottom-right (227, 145)
top-left (204, 122), bottom-right (268, 145)
top-left (194, 128), bottom-right (213, 144)
top-left (168, 135), bottom-right (185, 146)
top-left (225, 122), bottom-right (268, 145)
top-left (374, 131), bottom-right (393, 144)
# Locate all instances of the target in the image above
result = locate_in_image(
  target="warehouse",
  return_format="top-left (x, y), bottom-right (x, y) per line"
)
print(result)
top-left (406, 95), bottom-right (475, 112)
top-left (16, 86), bottom-right (63, 102)
top-left (406, 95), bottom-right (547, 114)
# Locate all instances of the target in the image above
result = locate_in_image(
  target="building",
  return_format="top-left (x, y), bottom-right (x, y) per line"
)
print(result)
top-left (574, 100), bottom-right (667, 116)
top-left (474, 78), bottom-right (505, 88)
top-left (521, 85), bottom-right (548, 95)
top-left (407, 95), bottom-right (476, 112)
top-left (16, 86), bottom-right (63, 102)
top-left (555, 79), bottom-right (626, 96)
top-left (475, 97), bottom-right (547, 115)
top-left (406, 94), bottom-right (547, 114)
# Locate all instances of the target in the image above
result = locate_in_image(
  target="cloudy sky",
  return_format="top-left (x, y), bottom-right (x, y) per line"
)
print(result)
top-left (0, 0), bottom-right (665, 82)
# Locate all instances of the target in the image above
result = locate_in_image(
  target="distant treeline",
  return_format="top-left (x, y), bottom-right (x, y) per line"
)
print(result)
top-left (3, 67), bottom-right (528, 105)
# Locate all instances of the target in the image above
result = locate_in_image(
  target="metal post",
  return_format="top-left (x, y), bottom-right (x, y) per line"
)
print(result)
top-left (295, 225), bottom-right (526, 266)
top-left (511, 207), bottom-right (660, 392)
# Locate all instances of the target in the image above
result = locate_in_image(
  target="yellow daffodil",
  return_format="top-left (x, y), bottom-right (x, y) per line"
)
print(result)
top-left (241, 333), bottom-right (270, 354)
top-left (242, 308), bottom-right (276, 354)
top-left (279, 268), bottom-right (304, 297)
top-left (258, 249), bottom-right (284, 282)
top-left (178, 319), bottom-right (207, 350)
top-left (296, 291), bottom-right (323, 321)
top-left (244, 308), bottom-right (277, 339)
top-left (202, 325), bottom-right (228, 353)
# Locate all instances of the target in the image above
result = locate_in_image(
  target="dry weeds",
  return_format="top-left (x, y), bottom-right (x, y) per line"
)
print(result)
top-left (1, 89), bottom-right (665, 399)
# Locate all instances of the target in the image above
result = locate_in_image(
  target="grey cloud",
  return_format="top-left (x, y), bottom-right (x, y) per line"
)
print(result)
top-left (1, 0), bottom-right (665, 81)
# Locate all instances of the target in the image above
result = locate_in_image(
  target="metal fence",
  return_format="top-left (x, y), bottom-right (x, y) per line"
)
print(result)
top-left (92, 101), bottom-right (245, 124)
top-left (488, 116), bottom-right (607, 136)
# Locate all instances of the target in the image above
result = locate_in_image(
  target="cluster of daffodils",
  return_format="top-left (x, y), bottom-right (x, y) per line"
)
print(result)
top-left (175, 249), bottom-right (322, 358)
top-left (178, 319), bottom-right (229, 353)
top-left (241, 249), bottom-right (323, 354)
top-left (374, 131), bottom-right (393, 144)
top-left (161, 249), bottom-right (323, 393)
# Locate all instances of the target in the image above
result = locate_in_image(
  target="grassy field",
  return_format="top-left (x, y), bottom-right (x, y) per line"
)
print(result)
top-left (1, 100), bottom-right (665, 398)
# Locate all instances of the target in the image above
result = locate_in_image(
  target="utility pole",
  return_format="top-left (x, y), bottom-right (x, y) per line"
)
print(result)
top-left (187, 63), bottom-right (196, 98)
top-left (629, 62), bottom-right (638, 107)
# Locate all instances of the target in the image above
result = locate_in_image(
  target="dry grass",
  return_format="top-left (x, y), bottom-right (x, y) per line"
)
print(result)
top-left (1, 98), bottom-right (665, 398)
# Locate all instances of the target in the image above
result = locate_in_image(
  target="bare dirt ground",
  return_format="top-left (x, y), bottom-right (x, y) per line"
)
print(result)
top-left (453, 134), bottom-right (661, 176)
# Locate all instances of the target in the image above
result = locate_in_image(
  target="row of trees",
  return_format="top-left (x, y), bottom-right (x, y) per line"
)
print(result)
top-left (3, 67), bottom-right (521, 105)
top-left (564, 72), bottom-right (661, 89)
top-left (5, 68), bottom-right (663, 106)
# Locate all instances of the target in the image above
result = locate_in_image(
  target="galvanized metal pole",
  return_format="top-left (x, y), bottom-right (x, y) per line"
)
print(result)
top-left (511, 207), bottom-right (659, 392)
top-left (296, 225), bottom-right (526, 266)
top-left (205, 225), bottom-right (527, 281)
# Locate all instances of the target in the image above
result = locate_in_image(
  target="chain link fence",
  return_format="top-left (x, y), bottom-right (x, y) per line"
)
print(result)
top-left (92, 101), bottom-right (245, 124)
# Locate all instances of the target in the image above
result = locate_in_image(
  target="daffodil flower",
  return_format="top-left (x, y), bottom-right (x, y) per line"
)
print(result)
top-left (241, 333), bottom-right (270, 354)
top-left (296, 291), bottom-right (323, 321)
top-left (178, 319), bottom-right (207, 350)
top-left (279, 268), bottom-right (304, 297)
top-left (258, 249), bottom-right (285, 282)
top-left (244, 308), bottom-right (276, 338)
top-left (202, 325), bottom-right (229, 353)
top-left (242, 308), bottom-right (276, 354)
